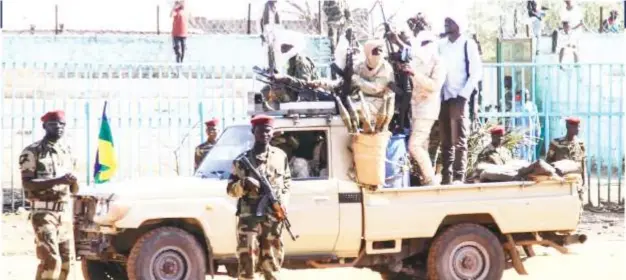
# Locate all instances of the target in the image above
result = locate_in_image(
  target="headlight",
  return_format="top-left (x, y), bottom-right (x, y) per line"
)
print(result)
top-left (93, 200), bottom-right (130, 225)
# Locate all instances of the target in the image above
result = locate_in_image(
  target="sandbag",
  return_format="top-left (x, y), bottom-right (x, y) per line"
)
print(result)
top-left (479, 165), bottom-right (520, 182)
top-left (517, 159), bottom-right (558, 178)
top-left (551, 159), bottom-right (582, 176)
top-left (352, 131), bottom-right (391, 186)
top-left (384, 134), bottom-right (410, 188)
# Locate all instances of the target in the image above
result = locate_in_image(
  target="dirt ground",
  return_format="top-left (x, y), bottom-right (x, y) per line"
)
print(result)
top-left (1, 210), bottom-right (623, 280)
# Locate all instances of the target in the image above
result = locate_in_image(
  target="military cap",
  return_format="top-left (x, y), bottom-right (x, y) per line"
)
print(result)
top-left (41, 110), bottom-right (66, 122)
top-left (565, 116), bottom-right (580, 125)
top-left (489, 125), bottom-right (505, 136)
top-left (250, 114), bottom-right (274, 127)
top-left (205, 118), bottom-right (219, 127)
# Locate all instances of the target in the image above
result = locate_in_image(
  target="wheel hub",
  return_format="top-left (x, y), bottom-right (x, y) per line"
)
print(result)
top-left (152, 250), bottom-right (187, 280)
top-left (449, 241), bottom-right (490, 280)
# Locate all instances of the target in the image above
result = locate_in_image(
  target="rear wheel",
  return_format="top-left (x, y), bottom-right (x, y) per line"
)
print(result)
top-left (126, 227), bottom-right (206, 280)
top-left (427, 223), bottom-right (505, 280)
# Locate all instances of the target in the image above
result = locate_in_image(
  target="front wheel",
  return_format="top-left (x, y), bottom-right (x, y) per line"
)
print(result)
top-left (427, 223), bottom-right (505, 280)
top-left (126, 227), bottom-right (206, 280)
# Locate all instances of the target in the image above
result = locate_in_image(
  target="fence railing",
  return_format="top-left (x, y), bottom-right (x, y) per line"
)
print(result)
top-left (2, 61), bottom-right (624, 212)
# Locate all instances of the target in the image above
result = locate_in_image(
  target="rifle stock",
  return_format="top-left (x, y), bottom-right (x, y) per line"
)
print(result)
top-left (237, 154), bottom-right (299, 241)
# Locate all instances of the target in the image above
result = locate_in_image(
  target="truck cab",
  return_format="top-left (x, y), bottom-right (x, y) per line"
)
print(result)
top-left (73, 102), bottom-right (586, 280)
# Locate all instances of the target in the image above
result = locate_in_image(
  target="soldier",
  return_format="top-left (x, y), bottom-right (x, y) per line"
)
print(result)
top-left (476, 126), bottom-right (513, 166)
top-left (309, 40), bottom-right (396, 133)
top-left (397, 31), bottom-right (446, 186)
top-left (226, 115), bottom-right (291, 280)
top-left (262, 38), bottom-right (319, 107)
top-left (19, 110), bottom-right (78, 280)
top-left (194, 118), bottom-right (220, 171)
top-left (272, 133), bottom-right (310, 179)
top-left (546, 117), bottom-right (586, 198)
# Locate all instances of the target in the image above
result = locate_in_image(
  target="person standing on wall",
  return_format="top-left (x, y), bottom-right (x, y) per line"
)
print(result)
top-left (171, 0), bottom-right (189, 63)
top-left (438, 12), bottom-right (483, 185)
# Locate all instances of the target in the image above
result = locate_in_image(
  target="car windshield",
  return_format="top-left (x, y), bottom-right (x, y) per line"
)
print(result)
top-left (195, 125), bottom-right (253, 180)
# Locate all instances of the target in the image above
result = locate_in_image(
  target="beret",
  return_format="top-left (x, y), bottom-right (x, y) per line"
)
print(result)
top-left (41, 110), bottom-right (65, 122)
top-left (251, 114), bottom-right (274, 127)
top-left (489, 125), bottom-right (505, 135)
top-left (205, 118), bottom-right (219, 127)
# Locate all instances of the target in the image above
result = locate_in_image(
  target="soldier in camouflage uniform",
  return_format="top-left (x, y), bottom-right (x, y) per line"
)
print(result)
top-left (546, 117), bottom-right (586, 200)
top-left (476, 126), bottom-right (513, 165)
top-left (272, 132), bottom-right (310, 179)
top-left (262, 40), bottom-right (319, 107)
top-left (19, 110), bottom-right (78, 280)
top-left (194, 118), bottom-right (219, 171)
top-left (227, 115), bottom-right (292, 280)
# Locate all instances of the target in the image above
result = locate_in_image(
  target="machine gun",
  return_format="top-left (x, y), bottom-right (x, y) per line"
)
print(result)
top-left (236, 154), bottom-right (299, 241)
top-left (378, 0), bottom-right (413, 134)
top-left (252, 66), bottom-right (334, 102)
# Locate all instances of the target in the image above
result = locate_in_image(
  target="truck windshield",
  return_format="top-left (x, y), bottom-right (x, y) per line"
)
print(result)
top-left (195, 125), bottom-right (253, 180)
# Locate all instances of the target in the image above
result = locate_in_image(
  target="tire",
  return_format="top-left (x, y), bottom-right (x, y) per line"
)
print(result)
top-left (427, 223), bottom-right (505, 280)
top-left (81, 259), bottom-right (128, 280)
top-left (127, 226), bottom-right (206, 280)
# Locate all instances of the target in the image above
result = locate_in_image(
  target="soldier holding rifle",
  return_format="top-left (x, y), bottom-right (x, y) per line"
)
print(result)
top-left (226, 115), bottom-right (293, 280)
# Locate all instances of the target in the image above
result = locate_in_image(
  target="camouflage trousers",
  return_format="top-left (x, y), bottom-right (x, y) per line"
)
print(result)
top-left (236, 216), bottom-right (284, 280)
top-left (408, 118), bottom-right (436, 185)
top-left (31, 211), bottom-right (72, 280)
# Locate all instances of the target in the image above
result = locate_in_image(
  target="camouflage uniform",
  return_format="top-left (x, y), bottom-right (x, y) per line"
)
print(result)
top-left (546, 136), bottom-right (586, 200)
top-left (227, 146), bottom-right (292, 280)
top-left (476, 144), bottom-right (513, 166)
top-left (262, 54), bottom-right (319, 103)
top-left (19, 139), bottom-right (76, 280)
top-left (272, 134), bottom-right (310, 179)
top-left (194, 141), bottom-right (215, 171)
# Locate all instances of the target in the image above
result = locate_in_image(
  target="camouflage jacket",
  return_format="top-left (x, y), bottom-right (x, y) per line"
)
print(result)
top-left (226, 146), bottom-right (292, 218)
top-left (287, 54), bottom-right (318, 83)
top-left (194, 141), bottom-right (215, 170)
top-left (476, 144), bottom-right (513, 166)
top-left (19, 139), bottom-right (76, 202)
top-left (546, 136), bottom-right (586, 164)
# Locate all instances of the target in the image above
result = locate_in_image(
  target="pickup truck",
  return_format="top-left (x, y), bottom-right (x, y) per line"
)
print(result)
top-left (73, 112), bottom-right (586, 280)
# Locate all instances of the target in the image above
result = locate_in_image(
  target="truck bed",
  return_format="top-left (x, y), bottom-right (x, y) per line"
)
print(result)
top-left (360, 178), bottom-right (582, 248)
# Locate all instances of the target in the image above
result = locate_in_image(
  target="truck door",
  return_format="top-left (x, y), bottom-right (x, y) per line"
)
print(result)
top-left (276, 128), bottom-right (340, 254)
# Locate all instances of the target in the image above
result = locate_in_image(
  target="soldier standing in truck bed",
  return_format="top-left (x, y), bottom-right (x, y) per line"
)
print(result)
top-left (194, 118), bottom-right (219, 171)
top-left (19, 110), bottom-right (78, 280)
top-left (226, 115), bottom-right (292, 280)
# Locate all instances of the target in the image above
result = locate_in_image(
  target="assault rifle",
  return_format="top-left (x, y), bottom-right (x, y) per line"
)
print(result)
top-left (379, 0), bottom-right (413, 133)
top-left (236, 154), bottom-right (299, 241)
top-left (253, 66), bottom-right (334, 102)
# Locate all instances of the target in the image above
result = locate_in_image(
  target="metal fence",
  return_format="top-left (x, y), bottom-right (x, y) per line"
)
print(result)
top-left (2, 59), bottom-right (624, 211)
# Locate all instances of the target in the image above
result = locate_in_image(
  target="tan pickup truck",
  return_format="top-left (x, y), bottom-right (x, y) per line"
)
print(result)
top-left (73, 111), bottom-right (586, 280)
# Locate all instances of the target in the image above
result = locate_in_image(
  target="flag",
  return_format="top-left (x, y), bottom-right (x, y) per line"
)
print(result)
top-left (93, 102), bottom-right (118, 184)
